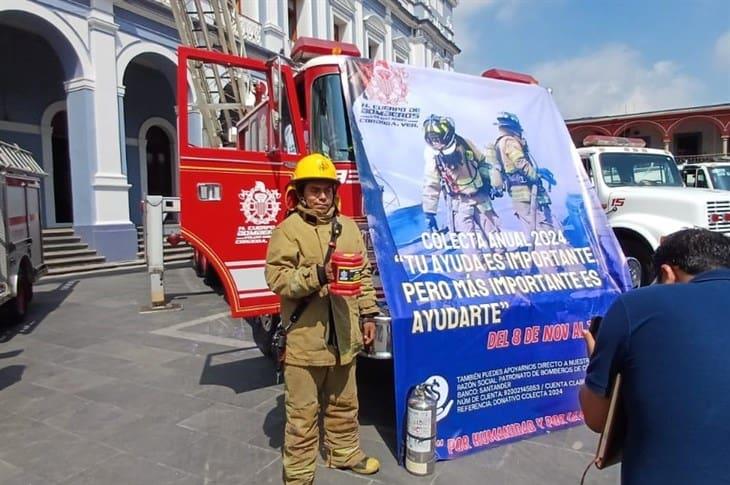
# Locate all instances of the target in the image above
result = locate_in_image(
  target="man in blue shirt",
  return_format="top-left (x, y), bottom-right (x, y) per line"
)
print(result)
top-left (580, 228), bottom-right (730, 485)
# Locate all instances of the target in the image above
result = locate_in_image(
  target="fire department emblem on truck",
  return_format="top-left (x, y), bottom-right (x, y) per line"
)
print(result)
top-left (239, 181), bottom-right (281, 225)
top-left (236, 181), bottom-right (281, 245)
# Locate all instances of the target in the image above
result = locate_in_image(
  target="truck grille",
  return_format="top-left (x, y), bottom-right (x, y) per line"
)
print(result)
top-left (707, 201), bottom-right (730, 234)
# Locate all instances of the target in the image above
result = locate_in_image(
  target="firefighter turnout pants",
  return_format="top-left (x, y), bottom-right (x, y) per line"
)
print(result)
top-left (452, 196), bottom-right (500, 236)
top-left (283, 362), bottom-right (364, 485)
top-left (513, 200), bottom-right (554, 233)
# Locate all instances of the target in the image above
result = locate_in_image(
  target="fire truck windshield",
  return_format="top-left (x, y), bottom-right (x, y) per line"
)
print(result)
top-left (311, 74), bottom-right (354, 162)
top-left (598, 153), bottom-right (682, 188)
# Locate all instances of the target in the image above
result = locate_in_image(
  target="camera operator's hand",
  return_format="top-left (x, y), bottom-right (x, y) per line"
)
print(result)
top-left (582, 330), bottom-right (596, 357)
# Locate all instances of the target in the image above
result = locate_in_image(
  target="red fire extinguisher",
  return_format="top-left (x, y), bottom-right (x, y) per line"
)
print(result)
top-left (329, 252), bottom-right (364, 296)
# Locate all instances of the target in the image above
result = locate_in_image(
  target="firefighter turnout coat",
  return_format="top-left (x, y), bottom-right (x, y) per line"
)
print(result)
top-left (265, 204), bottom-right (379, 367)
top-left (422, 135), bottom-right (499, 215)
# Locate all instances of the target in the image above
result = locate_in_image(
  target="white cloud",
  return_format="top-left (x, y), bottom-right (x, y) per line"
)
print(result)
top-left (531, 44), bottom-right (704, 119)
top-left (452, 2), bottom-right (488, 73)
top-left (713, 31), bottom-right (730, 70)
top-left (453, 0), bottom-right (531, 73)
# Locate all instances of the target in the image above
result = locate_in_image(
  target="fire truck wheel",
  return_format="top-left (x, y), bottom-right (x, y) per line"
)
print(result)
top-left (619, 238), bottom-right (653, 286)
top-left (9, 269), bottom-right (31, 322)
top-left (193, 250), bottom-right (205, 277)
top-left (26, 268), bottom-right (34, 302)
top-left (250, 314), bottom-right (280, 358)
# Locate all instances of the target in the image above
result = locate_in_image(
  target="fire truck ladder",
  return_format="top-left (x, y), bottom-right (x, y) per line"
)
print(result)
top-left (169, 0), bottom-right (251, 147)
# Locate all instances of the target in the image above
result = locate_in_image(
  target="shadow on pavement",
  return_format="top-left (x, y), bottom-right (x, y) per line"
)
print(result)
top-left (357, 358), bottom-right (399, 459)
top-left (0, 280), bottom-right (78, 343)
top-left (199, 348), bottom-right (278, 394)
top-left (200, 348), bottom-right (286, 450)
top-left (264, 394), bottom-right (285, 450)
top-left (0, 349), bottom-right (25, 392)
top-left (166, 290), bottom-right (219, 300)
top-left (198, 349), bottom-right (398, 458)
top-left (0, 364), bottom-right (25, 392)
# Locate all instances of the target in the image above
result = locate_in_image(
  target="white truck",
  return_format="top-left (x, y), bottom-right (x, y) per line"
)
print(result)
top-left (577, 136), bottom-right (730, 285)
top-left (0, 141), bottom-right (47, 321)
top-left (680, 158), bottom-right (730, 191)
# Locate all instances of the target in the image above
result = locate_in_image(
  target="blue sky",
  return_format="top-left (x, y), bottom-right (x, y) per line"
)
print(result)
top-left (453, 0), bottom-right (730, 119)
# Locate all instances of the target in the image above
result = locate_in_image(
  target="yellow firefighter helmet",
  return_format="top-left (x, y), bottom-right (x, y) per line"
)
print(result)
top-left (290, 153), bottom-right (339, 185)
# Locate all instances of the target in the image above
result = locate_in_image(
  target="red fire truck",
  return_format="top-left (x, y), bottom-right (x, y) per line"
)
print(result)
top-left (177, 38), bottom-right (542, 358)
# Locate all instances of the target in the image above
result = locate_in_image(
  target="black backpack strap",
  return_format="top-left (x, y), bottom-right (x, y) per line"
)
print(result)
top-left (324, 216), bottom-right (342, 263)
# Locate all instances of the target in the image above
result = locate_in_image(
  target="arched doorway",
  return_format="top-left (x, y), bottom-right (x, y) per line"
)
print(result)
top-left (50, 111), bottom-right (73, 223)
top-left (0, 11), bottom-right (84, 228)
top-left (144, 125), bottom-right (173, 196)
top-left (121, 53), bottom-right (177, 225)
top-left (614, 121), bottom-right (667, 150)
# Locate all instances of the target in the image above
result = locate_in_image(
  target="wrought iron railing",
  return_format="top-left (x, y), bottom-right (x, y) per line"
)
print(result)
top-left (154, 0), bottom-right (262, 44)
top-left (675, 153), bottom-right (728, 164)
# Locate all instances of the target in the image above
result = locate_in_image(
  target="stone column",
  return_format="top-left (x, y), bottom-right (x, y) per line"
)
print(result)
top-left (411, 36), bottom-right (427, 68)
top-left (298, 0), bottom-right (313, 39)
top-left (663, 138), bottom-right (671, 152)
top-left (67, 5), bottom-right (137, 261)
top-left (722, 135), bottom-right (729, 155)
top-left (261, 0), bottom-right (285, 54)
top-left (117, 85), bottom-right (128, 176)
top-left (313, 0), bottom-right (328, 39)
top-left (354, 1), bottom-right (364, 55)
top-left (384, 9), bottom-right (393, 61)
top-left (64, 78), bottom-right (97, 230)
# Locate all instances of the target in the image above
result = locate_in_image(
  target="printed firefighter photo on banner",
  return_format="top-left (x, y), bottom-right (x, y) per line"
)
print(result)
top-left (342, 58), bottom-right (632, 461)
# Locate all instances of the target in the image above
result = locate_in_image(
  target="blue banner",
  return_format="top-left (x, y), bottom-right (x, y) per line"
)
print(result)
top-left (342, 60), bottom-right (632, 460)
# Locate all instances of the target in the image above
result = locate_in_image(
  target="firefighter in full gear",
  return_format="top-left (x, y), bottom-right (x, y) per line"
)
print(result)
top-left (493, 112), bottom-right (554, 233)
top-left (265, 153), bottom-right (380, 485)
top-left (422, 115), bottom-right (502, 236)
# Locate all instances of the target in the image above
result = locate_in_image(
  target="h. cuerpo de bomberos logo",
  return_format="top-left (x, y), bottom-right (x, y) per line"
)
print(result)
top-left (363, 60), bottom-right (409, 106)
top-left (239, 181), bottom-right (281, 225)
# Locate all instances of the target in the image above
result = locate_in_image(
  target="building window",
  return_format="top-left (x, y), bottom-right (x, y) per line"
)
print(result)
top-left (333, 15), bottom-right (348, 42)
top-left (368, 40), bottom-right (381, 60)
top-left (333, 23), bottom-right (341, 41)
top-left (288, 0), bottom-right (300, 43)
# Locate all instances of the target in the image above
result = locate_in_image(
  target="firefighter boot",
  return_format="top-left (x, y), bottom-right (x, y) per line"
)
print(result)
top-left (283, 365), bottom-right (323, 485)
top-left (330, 452), bottom-right (380, 475)
top-left (322, 362), bottom-right (380, 475)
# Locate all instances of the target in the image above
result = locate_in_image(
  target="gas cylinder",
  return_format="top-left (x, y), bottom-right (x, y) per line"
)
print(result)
top-left (329, 251), bottom-right (364, 296)
top-left (405, 384), bottom-right (437, 476)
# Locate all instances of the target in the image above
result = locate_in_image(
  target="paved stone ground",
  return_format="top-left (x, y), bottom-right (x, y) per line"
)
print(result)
top-left (0, 268), bottom-right (620, 484)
